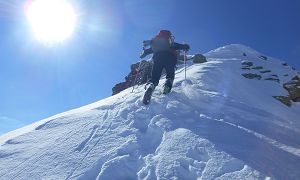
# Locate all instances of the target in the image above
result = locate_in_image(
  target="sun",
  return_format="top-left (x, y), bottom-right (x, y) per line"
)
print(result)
top-left (25, 0), bottom-right (77, 44)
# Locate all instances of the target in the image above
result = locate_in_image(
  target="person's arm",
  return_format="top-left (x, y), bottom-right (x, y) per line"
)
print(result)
top-left (140, 48), bottom-right (153, 58)
top-left (172, 42), bottom-right (190, 51)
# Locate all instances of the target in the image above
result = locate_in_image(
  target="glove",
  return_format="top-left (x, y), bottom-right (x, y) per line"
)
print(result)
top-left (143, 40), bottom-right (152, 47)
top-left (183, 44), bottom-right (190, 52)
top-left (140, 51), bottom-right (146, 59)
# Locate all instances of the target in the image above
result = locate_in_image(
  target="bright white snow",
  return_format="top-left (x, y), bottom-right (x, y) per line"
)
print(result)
top-left (0, 44), bottom-right (300, 180)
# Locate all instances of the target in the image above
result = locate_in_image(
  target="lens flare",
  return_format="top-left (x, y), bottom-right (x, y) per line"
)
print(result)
top-left (25, 0), bottom-right (77, 44)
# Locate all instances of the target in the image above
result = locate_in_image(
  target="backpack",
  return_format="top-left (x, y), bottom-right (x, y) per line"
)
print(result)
top-left (150, 30), bottom-right (174, 53)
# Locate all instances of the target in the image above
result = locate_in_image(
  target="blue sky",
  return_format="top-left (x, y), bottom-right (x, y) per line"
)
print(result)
top-left (0, 0), bottom-right (300, 135)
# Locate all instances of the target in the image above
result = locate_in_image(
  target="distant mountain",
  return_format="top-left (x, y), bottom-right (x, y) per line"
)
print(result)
top-left (0, 44), bottom-right (299, 180)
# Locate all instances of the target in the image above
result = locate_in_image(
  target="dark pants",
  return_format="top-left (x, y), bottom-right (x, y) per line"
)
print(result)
top-left (149, 51), bottom-right (177, 88)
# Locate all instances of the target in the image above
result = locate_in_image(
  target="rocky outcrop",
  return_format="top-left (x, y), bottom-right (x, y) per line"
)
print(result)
top-left (258, 55), bottom-right (268, 61)
top-left (273, 96), bottom-right (292, 107)
top-left (271, 74), bottom-right (279, 78)
top-left (192, 54), bottom-right (207, 64)
top-left (265, 75), bottom-right (280, 83)
top-left (240, 60), bottom-right (284, 84)
top-left (241, 61), bottom-right (263, 80)
top-left (260, 70), bottom-right (272, 73)
top-left (283, 76), bottom-right (300, 102)
top-left (241, 61), bottom-right (253, 67)
top-left (176, 53), bottom-right (207, 64)
top-left (241, 61), bottom-right (300, 107)
top-left (242, 67), bottom-right (251, 70)
top-left (252, 66), bottom-right (263, 70)
top-left (112, 60), bottom-right (153, 95)
top-left (239, 57), bottom-right (298, 107)
top-left (241, 61), bottom-right (253, 70)
top-left (273, 75), bottom-right (300, 106)
top-left (265, 77), bottom-right (280, 83)
top-left (242, 73), bottom-right (262, 80)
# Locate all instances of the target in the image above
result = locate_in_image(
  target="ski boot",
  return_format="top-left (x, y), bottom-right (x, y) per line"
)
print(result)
top-left (163, 79), bottom-right (173, 94)
top-left (143, 83), bottom-right (155, 105)
top-left (162, 85), bottom-right (171, 94)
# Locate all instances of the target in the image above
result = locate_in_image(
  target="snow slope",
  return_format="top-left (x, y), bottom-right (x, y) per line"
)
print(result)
top-left (1, 44), bottom-right (300, 180)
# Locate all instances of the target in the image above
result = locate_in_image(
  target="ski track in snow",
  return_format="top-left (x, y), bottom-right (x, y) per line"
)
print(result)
top-left (0, 44), bottom-right (300, 180)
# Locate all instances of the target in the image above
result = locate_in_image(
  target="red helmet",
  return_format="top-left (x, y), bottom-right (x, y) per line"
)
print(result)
top-left (156, 30), bottom-right (172, 38)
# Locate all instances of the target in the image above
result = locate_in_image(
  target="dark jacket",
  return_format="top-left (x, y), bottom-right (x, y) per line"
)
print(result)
top-left (142, 42), bottom-right (189, 62)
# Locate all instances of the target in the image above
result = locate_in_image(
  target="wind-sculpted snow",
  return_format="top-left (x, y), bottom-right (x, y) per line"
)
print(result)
top-left (0, 44), bottom-right (300, 179)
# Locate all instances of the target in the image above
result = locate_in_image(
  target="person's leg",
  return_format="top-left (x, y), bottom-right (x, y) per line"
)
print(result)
top-left (143, 60), bottom-right (163, 104)
top-left (164, 61), bottom-right (176, 89)
top-left (149, 60), bottom-right (163, 87)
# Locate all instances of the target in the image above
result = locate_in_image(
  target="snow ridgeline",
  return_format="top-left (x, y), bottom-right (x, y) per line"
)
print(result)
top-left (0, 44), bottom-right (300, 180)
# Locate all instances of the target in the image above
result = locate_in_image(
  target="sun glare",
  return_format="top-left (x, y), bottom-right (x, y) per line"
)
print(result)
top-left (25, 0), bottom-right (77, 44)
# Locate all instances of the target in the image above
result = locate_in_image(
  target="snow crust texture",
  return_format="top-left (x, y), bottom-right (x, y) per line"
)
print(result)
top-left (0, 44), bottom-right (300, 180)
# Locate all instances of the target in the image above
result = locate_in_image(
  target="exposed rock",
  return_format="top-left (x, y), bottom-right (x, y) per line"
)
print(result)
top-left (265, 77), bottom-right (280, 83)
top-left (282, 63), bottom-right (288, 66)
top-left (112, 60), bottom-right (153, 95)
top-left (294, 97), bottom-right (300, 102)
top-left (282, 76), bottom-right (300, 102)
top-left (271, 74), bottom-right (279, 78)
top-left (242, 73), bottom-right (262, 80)
top-left (177, 54), bottom-right (206, 64)
top-left (258, 55), bottom-right (268, 60)
top-left (192, 54), bottom-right (207, 64)
top-left (242, 67), bottom-right (251, 70)
top-left (252, 66), bottom-right (263, 70)
top-left (292, 75), bottom-right (300, 81)
top-left (284, 77), bottom-right (300, 88)
top-left (241, 61), bottom-right (253, 70)
top-left (112, 82), bottom-right (127, 95)
top-left (241, 61), bottom-right (253, 67)
top-left (284, 74), bottom-right (289, 77)
top-left (273, 96), bottom-right (292, 107)
top-left (243, 52), bottom-right (247, 56)
top-left (177, 53), bottom-right (195, 64)
top-left (287, 86), bottom-right (300, 100)
top-left (260, 70), bottom-right (272, 73)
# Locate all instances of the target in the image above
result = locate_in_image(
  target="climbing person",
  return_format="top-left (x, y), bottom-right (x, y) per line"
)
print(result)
top-left (140, 30), bottom-right (190, 104)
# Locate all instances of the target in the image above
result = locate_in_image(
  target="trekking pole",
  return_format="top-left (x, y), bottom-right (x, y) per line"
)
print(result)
top-left (131, 59), bottom-right (143, 93)
top-left (131, 46), bottom-right (146, 93)
top-left (184, 50), bottom-right (187, 80)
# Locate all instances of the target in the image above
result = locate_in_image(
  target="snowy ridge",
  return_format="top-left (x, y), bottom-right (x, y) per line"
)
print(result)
top-left (0, 44), bottom-right (300, 180)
